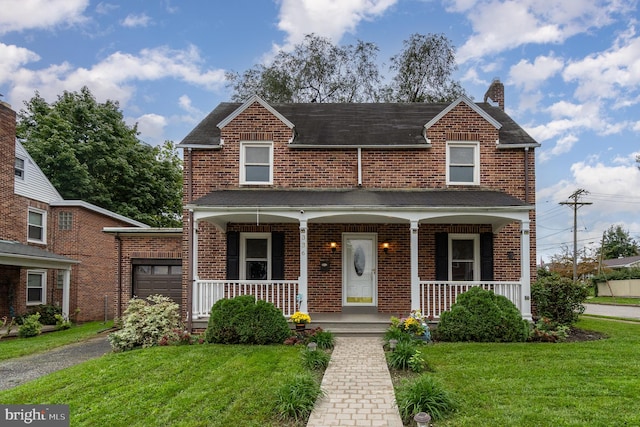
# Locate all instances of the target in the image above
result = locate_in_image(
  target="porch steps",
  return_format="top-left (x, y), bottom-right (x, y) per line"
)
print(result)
top-left (308, 312), bottom-right (393, 337)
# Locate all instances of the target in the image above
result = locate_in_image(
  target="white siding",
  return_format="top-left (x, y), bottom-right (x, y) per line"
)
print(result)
top-left (14, 141), bottom-right (63, 204)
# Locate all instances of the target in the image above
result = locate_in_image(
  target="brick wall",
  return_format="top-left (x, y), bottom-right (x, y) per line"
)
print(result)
top-left (0, 103), bottom-right (17, 240)
top-left (113, 234), bottom-right (182, 318)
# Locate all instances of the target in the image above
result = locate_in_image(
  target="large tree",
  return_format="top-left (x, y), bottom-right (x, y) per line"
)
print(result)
top-left (226, 33), bottom-right (465, 103)
top-left (599, 225), bottom-right (639, 260)
top-left (387, 33), bottom-right (465, 103)
top-left (17, 87), bottom-right (182, 227)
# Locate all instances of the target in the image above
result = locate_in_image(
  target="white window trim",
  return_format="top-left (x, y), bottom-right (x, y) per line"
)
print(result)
top-left (15, 157), bottom-right (25, 180)
top-left (446, 141), bottom-right (480, 186)
top-left (240, 141), bottom-right (273, 185)
top-left (27, 270), bottom-right (47, 305)
top-left (27, 207), bottom-right (47, 244)
top-left (448, 234), bottom-right (480, 281)
top-left (240, 232), bottom-right (272, 280)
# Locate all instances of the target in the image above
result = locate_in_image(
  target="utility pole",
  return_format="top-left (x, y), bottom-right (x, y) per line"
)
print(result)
top-left (560, 189), bottom-right (592, 282)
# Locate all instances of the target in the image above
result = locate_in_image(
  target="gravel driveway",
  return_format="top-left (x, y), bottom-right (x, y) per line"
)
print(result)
top-left (0, 335), bottom-right (112, 391)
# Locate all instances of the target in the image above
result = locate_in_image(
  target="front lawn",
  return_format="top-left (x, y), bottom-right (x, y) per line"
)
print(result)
top-left (0, 321), bottom-right (113, 361)
top-left (587, 296), bottom-right (640, 306)
top-left (0, 343), bottom-right (307, 427)
top-left (402, 318), bottom-right (640, 426)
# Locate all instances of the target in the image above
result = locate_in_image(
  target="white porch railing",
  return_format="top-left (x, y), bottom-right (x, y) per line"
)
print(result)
top-left (193, 280), bottom-right (300, 318)
top-left (420, 281), bottom-right (522, 318)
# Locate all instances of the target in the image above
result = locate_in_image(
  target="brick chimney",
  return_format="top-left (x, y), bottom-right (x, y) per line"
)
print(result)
top-left (483, 78), bottom-right (504, 110)
top-left (0, 101), bottom-right (17, 238)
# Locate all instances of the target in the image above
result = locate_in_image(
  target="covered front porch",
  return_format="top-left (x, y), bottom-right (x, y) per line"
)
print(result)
top-left (186, 189), bottom-right (534, 329)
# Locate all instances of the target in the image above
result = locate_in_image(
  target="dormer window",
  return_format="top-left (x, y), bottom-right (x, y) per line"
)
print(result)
top-left (240, 142), bottom-right (273, 185)
top-left (15, 157), bottom-right (25, 179)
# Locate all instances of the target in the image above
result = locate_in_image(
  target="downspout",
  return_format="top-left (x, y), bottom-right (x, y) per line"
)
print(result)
top-left (524, 147), bottom-right (530, 203)
top-left (357, 147), bottom-right (362, 186)
top-left (186, 147), bottom-right (194, 331)
top-left (116, 233), bottom-right (122, 318)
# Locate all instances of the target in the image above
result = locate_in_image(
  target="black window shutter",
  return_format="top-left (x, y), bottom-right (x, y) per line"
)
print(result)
top-left (480, 232), bottom-right (494, 281)
top-left (226, 231), bottom-right (240, 280)
top-left (272, 231), bottom-right (285, 280)
top-left (435, 232), bottom-right (448, 281)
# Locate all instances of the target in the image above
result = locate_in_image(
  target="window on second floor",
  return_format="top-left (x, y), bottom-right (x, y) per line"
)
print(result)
top-left (447, 142), bottom-right (479, 185)
top-left (58, 211), bottom-right (73, 230)
top-left (28, 208), bottom-right (46, 243)
top-left (15, 157), bottom-right (25, 180)
top-left (240, 142), bottom-right (273, 185)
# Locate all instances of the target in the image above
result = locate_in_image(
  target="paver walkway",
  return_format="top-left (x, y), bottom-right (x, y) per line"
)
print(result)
top-left (307, 336), bottom-right (404, 427)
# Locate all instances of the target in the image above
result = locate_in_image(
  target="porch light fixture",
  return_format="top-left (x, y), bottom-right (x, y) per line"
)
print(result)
top-left (414, 412), bottom-right (431, 427)
top-left (507, 250), bottom-right (515, 260)
top-left (382, 242), bottom-right (390, 254)
top-left (389, 339), bottom-right (398, 351)
top-left (330, 242), bottom-right (337, 253)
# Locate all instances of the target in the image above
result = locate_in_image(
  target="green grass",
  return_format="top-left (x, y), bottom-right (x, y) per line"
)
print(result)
top-left (587, 296), bottom-right (640, 305)
top-left (0, 321), bottom-right (113, 361)
top-left (0, 343), bottom-right (307, 426)
top-left (418, 318), bottom-right (640, 426)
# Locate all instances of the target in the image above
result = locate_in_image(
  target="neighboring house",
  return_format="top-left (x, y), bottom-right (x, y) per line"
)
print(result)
top-left (602, 255), bottom-right (640, 270)
top-left (0, 101), bottom-right (153, 322)
top-left (177, 79), bottom-right (540, 329)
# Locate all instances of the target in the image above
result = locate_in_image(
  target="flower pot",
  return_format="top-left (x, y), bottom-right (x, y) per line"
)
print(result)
top-left (295, 323), bottom-right (306, 331)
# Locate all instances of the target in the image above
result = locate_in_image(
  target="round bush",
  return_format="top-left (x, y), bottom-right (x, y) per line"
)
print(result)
top-left (436, 287), bottom-right (529, 342)
top-left (205, 296), bottom-right (290, 344)
top-left (532, 272), bottom-right (588, 326)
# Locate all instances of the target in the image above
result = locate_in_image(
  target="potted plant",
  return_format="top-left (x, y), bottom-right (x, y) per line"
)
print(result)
top-left (290, 311), bottom-right (311, 331)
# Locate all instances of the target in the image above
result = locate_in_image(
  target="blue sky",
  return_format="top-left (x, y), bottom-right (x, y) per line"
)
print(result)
top-left (1, 0), bottom-right (639, 262)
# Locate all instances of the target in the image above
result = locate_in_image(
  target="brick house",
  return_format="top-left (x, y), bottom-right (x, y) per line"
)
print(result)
top-left (178, 80), bottom-right (539, 329)
top-left (0, 101), bottom-right (157, 322)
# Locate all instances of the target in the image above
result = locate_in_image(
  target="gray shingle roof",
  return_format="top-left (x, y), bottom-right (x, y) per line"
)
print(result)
top-left (0, 240), bottom-right (77, 264)
top-left (179, 101), bottom-right (539, 148)
top-left (191, 189), bottom-right (528, 208)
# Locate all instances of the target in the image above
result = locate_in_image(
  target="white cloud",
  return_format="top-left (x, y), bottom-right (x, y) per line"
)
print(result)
top-left (5, 45), bottom-right (226, 108)
top-left (95, 2), bottom-right (119, 15)
top-left (121, 13), bottom-right (152, 28)
top-left (452, 0), bottom-right (623, 63)
top-left (135, 113), bottom-right (167, 145)
top-left (563, 32), bottom-right (640, 102)
top-left (509, 55), bottom-right (564, 92)
top-left (276, 0), bottom-right (398, 49)
top-left (0, 0), bottom-right (89, 34)
top-left (0, 43), bottom-right (40, 85)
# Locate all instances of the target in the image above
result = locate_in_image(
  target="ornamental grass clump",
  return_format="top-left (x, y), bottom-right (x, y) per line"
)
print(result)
top-left (395, 374), bottom-right (457, 423)
top-left (274, 373), bottom-right (323, 423)
top-left (301, 346), bottom-right (330, 371)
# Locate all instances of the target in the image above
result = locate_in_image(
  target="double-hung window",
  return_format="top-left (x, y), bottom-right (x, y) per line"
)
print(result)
top-left (27, 270), bottom-right (46, 305)
top-left (447, 142), bottom-right (479, 185)
top-left (240, 233), bottom-right (271, 280)
top-left (240, 142), bottom-right (273, 185)
top-left (449, 234), bottom-right (479, 281)
top-left (28, 208), bottom-right (46, 243)
top-left (15, 157), bottom-right (25, 179)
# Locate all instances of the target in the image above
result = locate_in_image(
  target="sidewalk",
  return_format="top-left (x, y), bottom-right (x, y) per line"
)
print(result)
top-left (307, 336), bottom-right (403, 427)
top-left (583, 303), bottom-right (640, 320)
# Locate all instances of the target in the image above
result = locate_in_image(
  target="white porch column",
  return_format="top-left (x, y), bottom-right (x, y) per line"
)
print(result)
top-left (191, 216), bottom-right (200, 316)
top-left (61, 268), bottom-right (71, 320)
top-left (520, 219), bottom-right (532, 321)
top-left (298, 220), bottom-right (308, 313)
top-left (410, 221), bottom-right (420, 311)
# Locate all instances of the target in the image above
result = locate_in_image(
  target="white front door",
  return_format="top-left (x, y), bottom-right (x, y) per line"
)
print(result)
top-left (343, 233), bottom-right (377, 306)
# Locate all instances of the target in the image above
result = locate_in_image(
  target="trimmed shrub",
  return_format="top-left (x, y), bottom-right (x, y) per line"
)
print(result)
top-left (18, 313), bottom-right (43, 338)
top-left (16, 304), bottom-right (61, 325)
top-left (108, 294), bottom-right (182, 352)
top-left (532, 272), bottom-right (588, 326)
top-left (395, 374), bottom-right (457, 423)
top-left (205, 296), bottom-right (290, 345)
top-left (274, 373), bottom-right (323, 423)
top-left (436, 287), bottom-right (529, 342)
